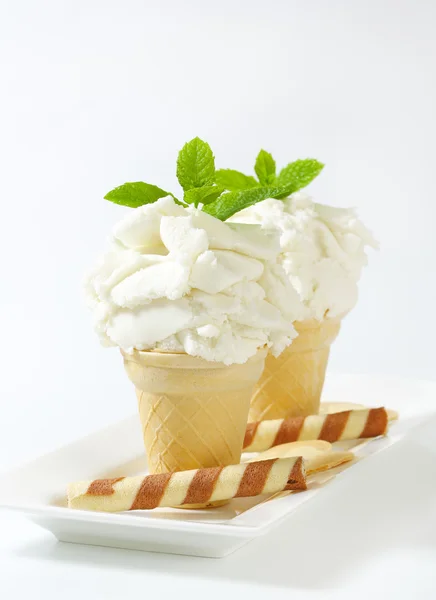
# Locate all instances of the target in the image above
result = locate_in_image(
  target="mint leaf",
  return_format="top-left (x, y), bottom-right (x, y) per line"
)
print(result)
top-left (176, 137), bottom-right (215, 191)
top-left (215, 169), bottom-right (258, 191)
top-left (104, 182), bottom-right (177, 208)
top-left (204, 186), bottom-right (281, 221)
top-left (254, 150), bottom-right (276, 185)
top-left (275, 159), bottom-right (324, 197)
top-left (184, 185), bottom-right (223, 207)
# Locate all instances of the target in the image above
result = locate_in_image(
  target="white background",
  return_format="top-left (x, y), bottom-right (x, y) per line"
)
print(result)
top-left (0, 0), bottom-right (435, 597)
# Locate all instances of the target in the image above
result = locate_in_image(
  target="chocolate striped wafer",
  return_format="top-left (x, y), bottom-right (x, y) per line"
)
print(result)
top-left (68, 456), bottom-right (306, 513)
top-left (243, 408), bottom-right (389, 453)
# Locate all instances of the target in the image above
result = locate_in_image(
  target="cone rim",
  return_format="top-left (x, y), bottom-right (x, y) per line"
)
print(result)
top-left (121, 346), bottom-right (268, 370)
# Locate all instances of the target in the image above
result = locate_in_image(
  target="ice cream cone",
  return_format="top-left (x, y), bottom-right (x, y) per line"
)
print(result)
top-left (122, 348), bottom-right (267, 508)
top-left (249, 318), bottom-right (341, 422)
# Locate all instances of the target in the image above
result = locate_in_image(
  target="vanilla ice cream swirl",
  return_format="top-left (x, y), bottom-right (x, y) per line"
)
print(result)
top-left (230, 192), bottom-right (378, 320)
top-left (85, 196), bottom-right (305, 365)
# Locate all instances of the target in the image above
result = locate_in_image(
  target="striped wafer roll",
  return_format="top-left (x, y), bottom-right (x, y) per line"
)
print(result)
top-left (67, 457), bottom-right (306, 513)
top-left (243, 407), bottom-right (389, 453)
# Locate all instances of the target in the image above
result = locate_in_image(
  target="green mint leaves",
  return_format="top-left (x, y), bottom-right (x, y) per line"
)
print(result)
top-left (176, 137), bottom-right (215, 191)
top-left (176, 138), bottom-right (219, 207)
top-left (204, 152), bottom-right (323, 219)
top-left (218, 151), bottom-right (323, 196)
top-left (104, 182), bottom-right (175, 208)
top-left (254, 150), bottom-right (276, 185)
top-left (103, 137), bottom-right (323, 221)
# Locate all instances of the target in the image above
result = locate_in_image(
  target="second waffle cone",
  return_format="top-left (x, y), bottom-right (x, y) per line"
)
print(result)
top-left (249, 318), bottom-right (341, 421)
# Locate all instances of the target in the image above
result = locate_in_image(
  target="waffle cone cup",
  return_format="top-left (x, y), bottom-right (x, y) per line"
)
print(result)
top-left (122, 348), bottom-right (267, 508)
top-left (249, 318), bottom-right (341, 422)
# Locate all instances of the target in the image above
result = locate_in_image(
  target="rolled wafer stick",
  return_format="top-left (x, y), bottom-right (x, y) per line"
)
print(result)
top-left (68, 456), bottom-right (306, 513)
top-left (243, 407), bottom-right (389, 453)
top-left (320, 402), bottom-right (399, 421)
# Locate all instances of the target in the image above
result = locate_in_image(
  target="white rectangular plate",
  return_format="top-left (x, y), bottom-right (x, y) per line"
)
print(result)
top-left (1, 374), bottom-right (436, 558)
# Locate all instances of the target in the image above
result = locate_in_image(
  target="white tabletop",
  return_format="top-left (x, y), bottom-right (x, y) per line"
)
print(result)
top-left (1, 380), bottom-right (436, 600)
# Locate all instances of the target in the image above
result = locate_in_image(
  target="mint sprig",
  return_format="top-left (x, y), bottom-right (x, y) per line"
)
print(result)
top-left (103, 137), bottom-right (324, 222)
top-left (176, 137), bottom-right (215, 191)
